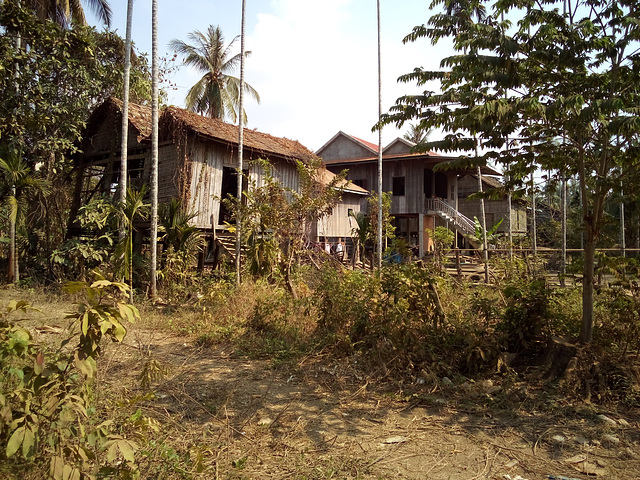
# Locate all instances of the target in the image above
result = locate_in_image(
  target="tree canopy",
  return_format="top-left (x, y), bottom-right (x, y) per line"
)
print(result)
top-left (0, 0), bottom-right (155, 279)
top-left (23, 0), bottom-right (112, 28)
top-left (0, 1), bottom-right (153, 168)
top-left (381, 0), bottom-right (640, 342)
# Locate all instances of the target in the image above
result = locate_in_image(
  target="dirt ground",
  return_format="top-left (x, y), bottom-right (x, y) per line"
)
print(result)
top-left (11, 292), bottom-right (640, 479)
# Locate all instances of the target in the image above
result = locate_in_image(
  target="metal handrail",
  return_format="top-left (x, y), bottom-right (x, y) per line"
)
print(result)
top-left (425, 197), bottom-right (475, 235)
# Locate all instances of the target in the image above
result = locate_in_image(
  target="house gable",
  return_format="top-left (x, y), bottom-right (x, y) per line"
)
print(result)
top-left (316, 131), bottom-right (378, 161)
top-left (383, 137), bottom-right (415, 155)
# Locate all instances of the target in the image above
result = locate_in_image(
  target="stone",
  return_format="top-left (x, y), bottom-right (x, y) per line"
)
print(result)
top-left (596, 414), bottom-right (617, 426)
top-left (601, 434), bottom-right (620, 446)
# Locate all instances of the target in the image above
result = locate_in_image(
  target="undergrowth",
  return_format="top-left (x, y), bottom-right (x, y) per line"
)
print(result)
top-left (2, 258), bottom-right (640, 479)
top-left (168, 261), bottom-right (640, 405)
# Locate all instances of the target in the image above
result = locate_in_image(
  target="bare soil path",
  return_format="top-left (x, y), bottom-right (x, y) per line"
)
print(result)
top-left (9, 289), bottom-right (640, 479)
top-left (97, 327), bottom-right (640, 480)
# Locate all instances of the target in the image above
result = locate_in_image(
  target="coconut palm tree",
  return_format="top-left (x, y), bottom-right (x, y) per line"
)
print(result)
top-left (169, 25), bottom-right (260, 123)
top-left (24, 0), bottom-right (112, 27)
top-left (403, 123), bottom-right (431, 145)
top-left (113, 187), bottom-right (149, 302)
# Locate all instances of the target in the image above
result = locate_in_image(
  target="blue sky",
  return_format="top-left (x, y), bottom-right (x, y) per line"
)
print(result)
top-left (89, 0), bottom-right (447, 152)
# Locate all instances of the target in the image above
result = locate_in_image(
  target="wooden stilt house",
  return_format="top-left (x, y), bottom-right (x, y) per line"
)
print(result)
top-left (319, 131), bottom-right (520, 255)
top-left (70, 98), bottom-right (366, 258)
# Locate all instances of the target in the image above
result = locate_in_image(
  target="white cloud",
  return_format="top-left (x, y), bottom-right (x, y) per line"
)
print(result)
top-left (105, 0), bottom-right (447, 153)
top-left (244, 0), bottom-right (431, 151)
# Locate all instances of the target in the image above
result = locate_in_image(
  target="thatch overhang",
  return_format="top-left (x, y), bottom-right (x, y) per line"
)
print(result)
top-left (160, 106), bottom-right (318, 165)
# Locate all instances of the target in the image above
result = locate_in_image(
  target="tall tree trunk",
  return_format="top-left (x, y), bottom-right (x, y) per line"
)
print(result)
top-left (506, 165), bottom-right (513, 259)
top-left (8, 188), bottom-right (16, 284)
top-left (119, 0), bottom-right (134, 240)
top-left (236, 0), bottom-right (246, 285)
top-left (376, 0), bottom-right (383, 269)
top-left (150, 0), bottom-right (159, 300)
top-left (10, 2), bottom-right (21, 284)
top-left (531, 169), bottom-right (537, 259)
top-left (620, 182), bottom-right (625, 257)
top-left (581, 223), bottom-right (596, 342)
top-left (578, 147), bottom-right (604, 343)
top-left (561, 172), bottom-right (567, 286)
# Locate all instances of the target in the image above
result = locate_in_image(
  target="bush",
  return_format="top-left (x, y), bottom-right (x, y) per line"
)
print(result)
top-left (0, 279), bottom-right (146, 479)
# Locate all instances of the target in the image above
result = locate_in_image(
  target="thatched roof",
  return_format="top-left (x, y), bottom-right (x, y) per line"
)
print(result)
top-left (314, 168), bottom-right (369, 196)
top-left (162, 106), bottom-right (318, 163)
top-left (87, 98), bottom-right (318, 163)
top-left (109, 98), bottom-right (153, 139)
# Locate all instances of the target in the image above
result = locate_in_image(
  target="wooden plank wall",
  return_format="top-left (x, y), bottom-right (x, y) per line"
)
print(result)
top-left (188, 142), bottom-right (224, 229)
top-left (321, 193), bottom-right (364, 240)
top-left (339, 160), bottom-right (456, 216)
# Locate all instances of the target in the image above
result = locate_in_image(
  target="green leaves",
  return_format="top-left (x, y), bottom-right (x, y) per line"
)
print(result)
top-left (103, 436), bottom-right (138, 463)
top-left (64, 277), bottom-right (139, 375)
top-left (386, 0), bottom-right (640, 342)
top-left (2, 292), bottom-right (144, 477)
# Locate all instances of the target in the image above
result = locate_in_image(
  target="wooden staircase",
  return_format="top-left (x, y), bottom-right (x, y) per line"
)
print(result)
top-left (206, 232), bottom-right (243, 266)
top-left (425, 198), bottom-right (480, 248)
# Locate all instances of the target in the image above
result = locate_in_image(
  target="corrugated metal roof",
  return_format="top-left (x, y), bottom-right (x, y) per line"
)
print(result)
top-left (351, 135), bottom-right (379, 153)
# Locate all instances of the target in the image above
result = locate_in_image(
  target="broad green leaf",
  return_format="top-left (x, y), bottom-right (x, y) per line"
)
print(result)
top-left (74, 351), bottom-right (97, 379)
top-left (106, 441), bottom-right (118, 463)
top-left (90, 279), bottom-right (112, 289)
top-left (100, 318), bottom-right (112, 336)
top-left (77, 446), bottom-right (90, 462)
top-left (117, 302), bottom-right (138, 323)
top-left (63, 282), bottom-right (87, 294)
top-left (118, 439), bottom-right (137, 462)
top-left (111, 319), bottom-right (127, 342)
top-left (50, 456), bottom-right (65, 480)
top-left (11, 326), bottom-right (31, 344)
top-left (6, 425), bottom-right (25, 458)
top-left (81, 312), bottom-right (89, 336)
top-left (62, 464), bottom-right (73, 480)
top-left (22, 426), bottom-right (36, 459)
